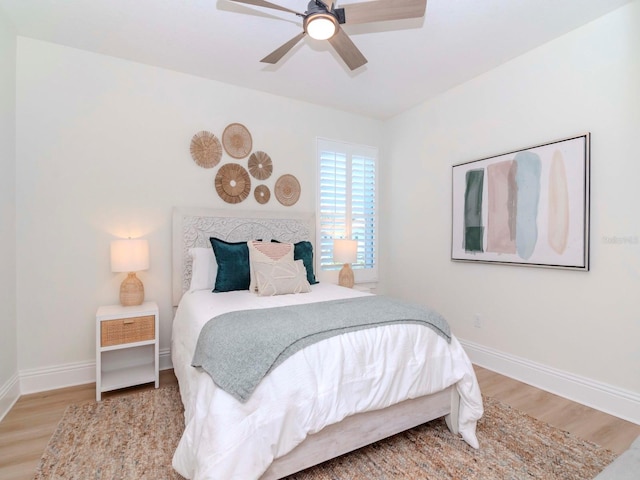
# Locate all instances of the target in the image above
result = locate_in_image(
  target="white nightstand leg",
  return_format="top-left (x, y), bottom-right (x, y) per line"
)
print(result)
top-left (96, 344), bottom-right (102, 401)
top-left (154, 328), bottom-right (159, 389)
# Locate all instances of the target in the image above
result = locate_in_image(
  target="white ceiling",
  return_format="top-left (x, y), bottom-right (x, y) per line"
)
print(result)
top-left (0, 0), bottom-right (632, 119)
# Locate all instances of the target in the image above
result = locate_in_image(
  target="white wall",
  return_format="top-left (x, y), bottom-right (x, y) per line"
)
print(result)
top-left (8, 2), bottom-right (639, 424)
top-left (382, 1), bottom-right (640, 420)
top-left (15, 38), bottom-right (383, 390)
top-left (0, 7), bottom-right (19, 418)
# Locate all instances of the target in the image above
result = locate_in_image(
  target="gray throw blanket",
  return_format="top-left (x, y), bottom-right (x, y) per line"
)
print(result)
top-left (192, 295), bottom-right (451, 403)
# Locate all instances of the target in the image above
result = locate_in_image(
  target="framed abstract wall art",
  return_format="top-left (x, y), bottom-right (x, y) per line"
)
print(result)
top-left (451, 134), bottom-right (590, 270)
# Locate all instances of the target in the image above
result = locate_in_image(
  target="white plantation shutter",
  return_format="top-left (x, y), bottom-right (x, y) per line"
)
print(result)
top-left (317, 138), bottom-right (378, 282)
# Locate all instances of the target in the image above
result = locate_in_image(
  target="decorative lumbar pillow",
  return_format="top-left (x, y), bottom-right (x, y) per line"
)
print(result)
top-left (254, 260), bottom-right (311, 297)
top-left (271, 240), bottom-right (318, 285)
top-left (248, 240), bottom-right (294, 292)
top-left (210, 237), bottom-right (250, 292)
top-left (189, 247), bottom-right (217, 292)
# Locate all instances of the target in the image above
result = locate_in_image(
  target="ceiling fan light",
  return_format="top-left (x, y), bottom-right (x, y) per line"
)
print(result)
top-left (305, 14), bottom-right (337, 40)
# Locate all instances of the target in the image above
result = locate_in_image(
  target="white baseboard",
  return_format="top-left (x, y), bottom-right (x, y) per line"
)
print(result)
top-left (0, 373), bottom-right (20, 422)
top-left (461, 339), bottom-right (640, 425)
top-left (19, 348), bottom-right (174, 395)
top-left (158, 348), bottom-right (173, 371)
top-left (20, 359), bottom-right (96, 394)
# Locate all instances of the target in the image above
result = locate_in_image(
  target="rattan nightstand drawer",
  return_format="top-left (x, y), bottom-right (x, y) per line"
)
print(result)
top-left (100, 315), bottom-right (155, 347)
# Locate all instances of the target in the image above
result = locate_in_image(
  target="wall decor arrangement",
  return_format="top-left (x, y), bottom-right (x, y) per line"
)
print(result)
top-left (254, 185), bottom-right (271, 204)
top-left (222, 123), bottom-right (253, 159)
top-left (248, 151), bottom-right (273, 180)
top-left (451, 133), bottom-right (590, 270)
top-left (190, 131), bottom-right (222, 168)
top-left (215, 163), bottom-right (252, 204)
top-left (188, 123), bottom-right (302, 207)
top-left (275, 174), bottom-right (301, 207)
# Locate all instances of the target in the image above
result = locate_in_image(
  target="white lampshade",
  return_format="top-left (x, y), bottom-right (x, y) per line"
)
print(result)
top-left (333, 239), bottom-right (358, 264)
top-left (110, 239), bottom-right (149, 273)
top-left (305, 14), bottom-right (337, 40)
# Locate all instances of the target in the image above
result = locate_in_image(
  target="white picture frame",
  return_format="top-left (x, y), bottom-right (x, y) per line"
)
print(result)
top-left (451, 134), bottom-right (590, 270)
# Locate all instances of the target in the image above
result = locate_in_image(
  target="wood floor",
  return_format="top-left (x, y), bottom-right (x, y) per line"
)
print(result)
top-left (1, 367), bottom-right (638, 480)
top-left (473, 366), bottom-right (640, 454)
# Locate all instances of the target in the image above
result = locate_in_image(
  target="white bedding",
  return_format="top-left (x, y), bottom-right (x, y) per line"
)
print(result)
top-left (171, 283), bottom-right (483, 480)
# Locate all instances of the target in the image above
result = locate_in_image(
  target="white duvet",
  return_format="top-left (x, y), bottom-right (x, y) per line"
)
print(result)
top-left (171, 283), bottom-right (483, 480)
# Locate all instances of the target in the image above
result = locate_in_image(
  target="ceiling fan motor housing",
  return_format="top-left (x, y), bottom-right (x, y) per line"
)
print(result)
top-left (307, 0), bottom-right (327, 14)
top-left (303, 1), bottom-right (339, 40)
top-left (305, 0), bottom-right (346, 23)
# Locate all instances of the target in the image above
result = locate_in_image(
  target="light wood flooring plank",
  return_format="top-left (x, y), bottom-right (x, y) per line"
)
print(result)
top-left (474, 365), bottom-right (640, 454)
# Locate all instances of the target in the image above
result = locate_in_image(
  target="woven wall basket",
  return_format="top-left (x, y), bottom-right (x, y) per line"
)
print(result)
top-left (222, 123), bottom-right (252, 159)
top-left (248, 151), bottom-right (273, 180)
top-left (215, 163), bottom-right (252, 204)
top-left (254, 184), bottom-right (271, 204)
top-left (275, 174), bottom-right (301, 207)
top-left (189, 131), bottom-right (222, 168)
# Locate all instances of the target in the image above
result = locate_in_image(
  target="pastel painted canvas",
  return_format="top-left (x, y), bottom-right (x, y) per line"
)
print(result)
top-left (451, 134), bottom-right (589, 269)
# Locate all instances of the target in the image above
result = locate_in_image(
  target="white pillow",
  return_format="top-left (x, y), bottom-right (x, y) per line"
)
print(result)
top-left (189, 247), bottom-right (217, 292)
top-left (247, 240), bottom-right (294, 293)
top-left (254, 260), bottom-right (311, 297)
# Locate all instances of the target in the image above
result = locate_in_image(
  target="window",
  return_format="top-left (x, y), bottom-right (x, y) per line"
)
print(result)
top-left (316, 138), bottom-right (378, 283)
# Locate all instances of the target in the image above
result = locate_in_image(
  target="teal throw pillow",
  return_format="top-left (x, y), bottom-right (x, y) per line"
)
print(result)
top-left (210, 237), bottom-right (250, 292)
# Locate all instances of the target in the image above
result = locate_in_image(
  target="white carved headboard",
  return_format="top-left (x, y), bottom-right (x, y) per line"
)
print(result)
top-left (172, 207), bottom-right (315, 306)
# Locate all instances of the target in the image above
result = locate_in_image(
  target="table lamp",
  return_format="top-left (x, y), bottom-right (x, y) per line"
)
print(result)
top-left (110, 238), bottom-right (149, 306)
top-left (333, 239), bottom-right (358, 288)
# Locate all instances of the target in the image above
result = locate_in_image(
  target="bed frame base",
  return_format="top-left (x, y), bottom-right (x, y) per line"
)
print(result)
top-left (261, 386), bottom-right (460, 480)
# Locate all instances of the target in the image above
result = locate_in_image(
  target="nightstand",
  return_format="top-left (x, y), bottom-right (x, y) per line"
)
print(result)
top-left (96, 301), bottom-right (159, 401)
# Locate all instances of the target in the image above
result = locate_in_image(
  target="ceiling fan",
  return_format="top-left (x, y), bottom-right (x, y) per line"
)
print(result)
top-left (227, 0), bottom-right (427, 70)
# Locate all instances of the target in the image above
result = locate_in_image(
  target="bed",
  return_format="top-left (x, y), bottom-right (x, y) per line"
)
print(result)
top-left (170, 207), bottom-right (484, 480)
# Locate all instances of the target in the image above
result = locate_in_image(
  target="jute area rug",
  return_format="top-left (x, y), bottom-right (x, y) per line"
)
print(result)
top-left (34, 385), bottom-right (617, 480)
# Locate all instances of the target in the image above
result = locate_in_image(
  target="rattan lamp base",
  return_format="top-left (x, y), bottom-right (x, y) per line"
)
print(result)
top-left (120, 272), bottom-right (145, 306)
top-left (338, 264), bottom-right (355, 288)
